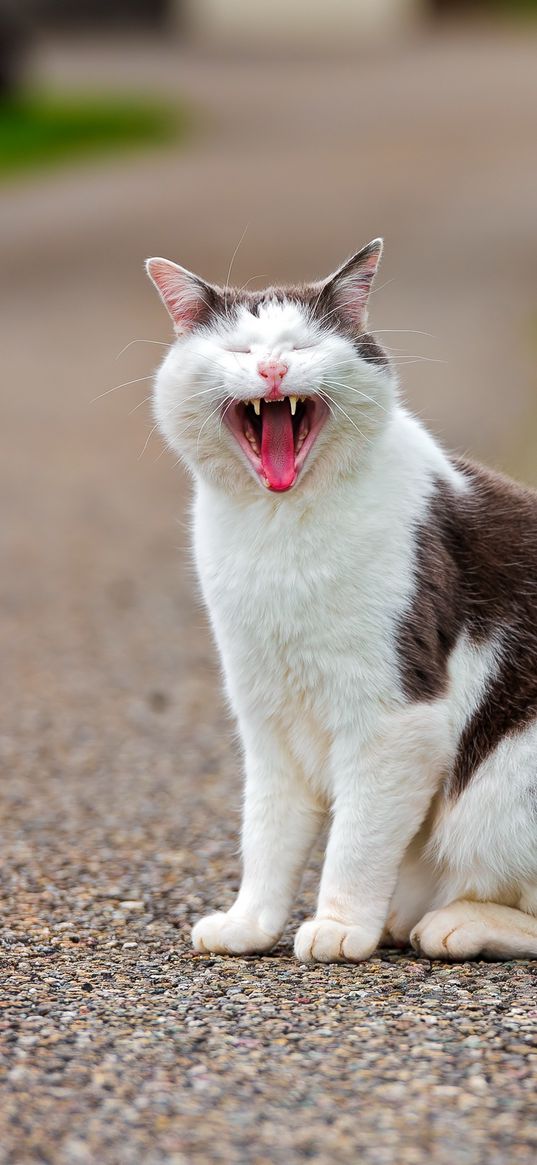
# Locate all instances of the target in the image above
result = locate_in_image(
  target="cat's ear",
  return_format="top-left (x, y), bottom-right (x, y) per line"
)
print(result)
top-left (320, 238), bottom-right (383, 329)
top-left (146, 257), bottom-right (218, 334)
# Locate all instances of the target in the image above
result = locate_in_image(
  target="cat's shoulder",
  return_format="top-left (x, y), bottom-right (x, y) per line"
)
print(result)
top-left (438, 455), bottom-right (537, 547)
top-left (452, 455), bottom-right (537, 510)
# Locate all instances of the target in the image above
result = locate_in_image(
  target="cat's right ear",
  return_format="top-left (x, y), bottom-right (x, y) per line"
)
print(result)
top-left (145, 258), bottom-right (217, 334)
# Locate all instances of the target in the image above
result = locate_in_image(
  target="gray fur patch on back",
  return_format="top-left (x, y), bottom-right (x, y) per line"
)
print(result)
top-left (396, 461), bottom-right (537, 795)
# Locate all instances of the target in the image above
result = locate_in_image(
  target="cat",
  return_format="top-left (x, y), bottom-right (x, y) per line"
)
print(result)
top-left (146, 239), bottom-right (537, 962)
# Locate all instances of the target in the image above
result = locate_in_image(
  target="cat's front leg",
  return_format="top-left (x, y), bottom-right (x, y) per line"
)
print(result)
top-left (193, 733), bottom-right (323, 956)
top-left (295, 705), bottom-right (449, 964)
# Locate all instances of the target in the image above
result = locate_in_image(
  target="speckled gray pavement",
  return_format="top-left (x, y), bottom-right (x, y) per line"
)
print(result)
top-left (1, 28), bottom-right (537, 1164)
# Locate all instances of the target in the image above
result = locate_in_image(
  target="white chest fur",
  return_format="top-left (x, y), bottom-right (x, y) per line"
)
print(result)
top-left (193, 410), bottom-right (460, 763)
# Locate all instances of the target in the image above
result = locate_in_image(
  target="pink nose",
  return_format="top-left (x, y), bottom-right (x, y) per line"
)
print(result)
top-left (257, 358), bottom-right (288, 395)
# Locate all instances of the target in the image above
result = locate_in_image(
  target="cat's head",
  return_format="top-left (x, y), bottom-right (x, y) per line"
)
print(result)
top-left (146, 240), bottom-right (395, 497)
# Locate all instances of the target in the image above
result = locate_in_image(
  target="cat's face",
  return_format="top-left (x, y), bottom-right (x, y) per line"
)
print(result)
top-left (147, 240), bottom-right (395, 497)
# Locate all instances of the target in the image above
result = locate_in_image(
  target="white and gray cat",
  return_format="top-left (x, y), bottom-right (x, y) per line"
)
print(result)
top-left (147, 240), bottom-right (537, 962)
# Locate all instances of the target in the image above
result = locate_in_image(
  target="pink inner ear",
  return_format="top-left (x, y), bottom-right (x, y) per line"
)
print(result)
top-left (338, 269), bottom-right (379, 326)
top-left (147, 259), bottom-right (207, 331)
top-left (337, 277), bottom-right (371, 325)
top-left (330, 245), bottom-right (382, 328)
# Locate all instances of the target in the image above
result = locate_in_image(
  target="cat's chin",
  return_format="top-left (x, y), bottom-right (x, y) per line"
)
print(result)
top-left (223, 394), bottom-right (329, 493)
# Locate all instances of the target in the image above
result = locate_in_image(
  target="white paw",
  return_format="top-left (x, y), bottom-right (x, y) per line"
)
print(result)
top-left (410, 904), bottom-right (487, 961)
top-left (294, 918), bottom-right (379, 964)
top-left (192, 911), bottom-right (278, 956)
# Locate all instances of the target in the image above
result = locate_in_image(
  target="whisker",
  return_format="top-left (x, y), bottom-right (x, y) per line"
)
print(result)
top-left (313, 279), bottom-right (395, 329)
top-left (324, 379), bottom-right (388, 414)
top-left (320, 398), bottom-right (335, 422)
top-left (218, 397), bottom-right (235, 438)
top-left (133, 382), bottom-right (227, 422)
top-left (313, 298), bottom-right (360, 328)
top-left (129, 395), bottom-right (152, 416)
top-left (133, 383), bottom-right (223, 426)
top-left (157, 393), bottom-right (231, 451)
top-left (374, 329), bottom-right (436, 339)
top-left (91, 374), bottom-right (153, 403)
top-left (318, 388), bottom-right (373, 446)
top-left (138, 421), bottom-right (160, 460)
top-left (224, 223), bottom-right (250, 319)
top-left (237, 273), bottom-right (270, 293)
top-left (381, 347), bottom-right (429, 356)
top-left (153, 445), bottom-right (169, 463)
top-left (388, 356), bottom-right (446, 366)
top-left (197, 396), bottom-right (233, 459)
top-left (162, 384), bottom-right (228, 418)
top-left (368, 277), bottom-right (396, 298)
top-left (309, 277), bottom-right (328, 324)
top-left (116, 338), bottom-right (169, 360)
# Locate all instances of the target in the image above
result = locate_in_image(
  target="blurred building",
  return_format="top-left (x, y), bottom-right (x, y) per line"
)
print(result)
top-left (185, 0), bottom-right (424, 49)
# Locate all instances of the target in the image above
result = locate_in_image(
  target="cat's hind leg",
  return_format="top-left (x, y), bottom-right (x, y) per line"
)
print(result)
top-left (413, 721), bottom-right (537, 960)
top-left (410, 899), bottom-right (537, 960)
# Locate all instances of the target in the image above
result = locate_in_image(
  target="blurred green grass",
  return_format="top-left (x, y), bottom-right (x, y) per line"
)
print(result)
top-left (495, 0), bottom-right (537, 10)
top-left (490, 0), bottom-right (537, 14)
top-left (0, 91), bottom-right (188, 177)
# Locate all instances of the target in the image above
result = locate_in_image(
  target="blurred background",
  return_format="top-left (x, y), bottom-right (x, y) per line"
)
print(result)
top-left (2, 2), bottom-right (537, 856)
top-left (1, 5), bottom-right (537, 1157)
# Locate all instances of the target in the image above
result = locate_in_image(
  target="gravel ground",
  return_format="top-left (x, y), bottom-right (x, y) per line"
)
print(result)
top-left (1, 28), bottom-right (537, 1165)
top-left (1, 791), bottom-right (536, 1164)
top-left (1, 711), bottom-right (536, 1165)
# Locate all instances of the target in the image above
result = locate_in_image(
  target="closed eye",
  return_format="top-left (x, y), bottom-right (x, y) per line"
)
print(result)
top-left (223, 343), bottom-right (314, 354)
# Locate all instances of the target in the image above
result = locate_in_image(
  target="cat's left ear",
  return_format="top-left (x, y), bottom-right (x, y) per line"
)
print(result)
top-left (146, 257), bottom-right (219, 334)
top-left (320, 238), bottom-right (383, 329)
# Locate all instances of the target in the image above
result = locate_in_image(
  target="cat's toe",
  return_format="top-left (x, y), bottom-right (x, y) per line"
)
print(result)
top-left (192, 911), bottom-right (278, 956)
top-left (410, 904), bottom-right (486, 961)
top-left (294, 918), bottom-right (378, 964)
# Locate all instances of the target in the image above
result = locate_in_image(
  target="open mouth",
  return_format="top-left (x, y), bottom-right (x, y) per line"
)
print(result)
top-left (223, 395), bottom-right (329, 492)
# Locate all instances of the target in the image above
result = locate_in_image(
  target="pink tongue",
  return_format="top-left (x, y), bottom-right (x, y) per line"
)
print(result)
top-left (260, 400), bottom-right (296, 491)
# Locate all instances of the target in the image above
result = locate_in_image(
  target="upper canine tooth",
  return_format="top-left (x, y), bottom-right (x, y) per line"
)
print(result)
top-left (289, 395), bottom-right (298, 415)
top-left (252, 398), bottom-right (260, 415)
